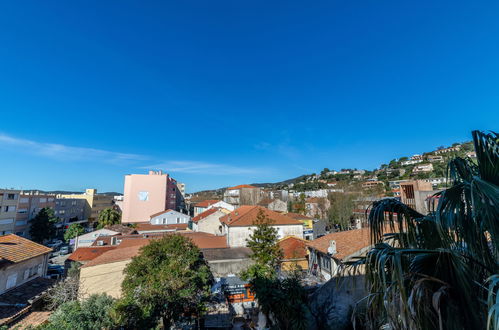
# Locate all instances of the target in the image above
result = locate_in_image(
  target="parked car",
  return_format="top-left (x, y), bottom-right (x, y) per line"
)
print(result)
top-left (47, 264), bottom-right (64, 280)
top-left (46, 239), bottom-right (63, 249)
top-left (59, 246), bottom-right (70, 255)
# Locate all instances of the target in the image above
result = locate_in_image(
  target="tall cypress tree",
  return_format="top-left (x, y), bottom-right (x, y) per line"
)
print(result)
top-left (246, 208), bottom-right (283, 273)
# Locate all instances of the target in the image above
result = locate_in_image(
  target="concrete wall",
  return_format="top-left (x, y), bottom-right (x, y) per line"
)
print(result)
top-left (208, 258), bottom-right (254, 277)
top-left (194, 210), bottom-right (225, 235)
top-left (226, 225), bottom-right (303, 247)
top-left (122, 172), bottom-right (168, 223)
top-left (150, 210), bottom-right (190, 225)
top-left (267, 199), bottom-right (287, 212)
top-left (0, 190), bottom-right (20, 235)
top-left (75, 229), bottom-right (119, 248)
top-left (79, 260), bottom-right (130, 299)
top-left (0, 254), bottom-right (49, 295)
top-left (239, 188), bottom-right (262, 206)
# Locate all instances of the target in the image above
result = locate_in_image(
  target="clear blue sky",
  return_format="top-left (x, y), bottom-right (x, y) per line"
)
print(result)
top-left (0, 1), bottom-right (497, 193)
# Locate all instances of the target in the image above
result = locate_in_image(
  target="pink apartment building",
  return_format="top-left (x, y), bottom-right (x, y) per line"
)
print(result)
top-left (122, 171), bottom-right (184, 223)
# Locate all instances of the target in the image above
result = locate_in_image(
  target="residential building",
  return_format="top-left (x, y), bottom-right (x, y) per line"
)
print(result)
top-left (257, 198), bottom-right (287, 212)
top-left (400, 159), bottom-right (423, 166)
top-left (74, 228), bottom-right (120, 249)
top-left (0, 235), bottom-right (51, 295)
top-left (192, 208), bottom-right (230, 235)
top-left (388, 179), bottom-right (410, 189)
top-left (286, 212), bottom-right (314, 239)
top-left (278, 236), bottom-right (308, 271)
top-left (410, 154), bottom-right (423, 161)
top-left (122, 171), bottom-right (185, 223)
top-left (78, 231), bottom-right (228, 298)
top-left (201, 247), bottom-right (253, 277)
top-left (412, 163), bottom-right (434, 173)
top-left (466, 151), bottom-right (477, 158)
top-left (54, 198), bottom-right (87, 229)
top-left (362, 180), bottom-right (384, 189)
top-left (423, 177), bottom-right (446, 187)
top-left (305, 197), bottom-right (330, 219)
top-left (135, 223), bottom-right (188, 234)
top-left (220, 206), bottom-right (304, 247)
top-left (399, 180), bottom-right (436, 214)
top-left (176, 182), bottom-right (186, 197)
top-left (434, 145), bottom-right (461, 154)
top-left (193, 200), bottom-right (234, 216)
top-left (307, 227), bottom-right (375, 280)
top-left (0, 190), bottom-right (20, 236)
top-left (149, 209), bottom-right (191, 225)
top-left (223, 185), bottom-right (262, 207)
top-left (57, 189), bottom-right (114, 223)
top-left (266, 189), bottom-right (289, 202)
top-left (427, 155), bottom-right (444, 162)
top-left (15, 193), bottom-right (56, 238)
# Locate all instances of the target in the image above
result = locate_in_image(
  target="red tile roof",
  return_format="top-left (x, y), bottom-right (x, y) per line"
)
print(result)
top-left (279, 236), bottom-right (308, 260)
top-left (83, 232), bottom-right (227, 268)
top-left (149, 209), bottom-right (176, 218)
top-left (194, 200), bottom-right (220, 208)
top-left (285, 212), bottom-right (313, 221)
top-left (0, 235), bottom-right (52, 264)
top-left (67, 246), bottom-right (117, 262)
top-left (227, 184), bottom-right (257, 190)
top-left (192, 208), bottom-right (220, 223)
top-left (307, 227), bottom-right (378, 260)
top-left (135, 223), bottom-right (188, 232)
top-left (220, 206), bottom-right (303, 227)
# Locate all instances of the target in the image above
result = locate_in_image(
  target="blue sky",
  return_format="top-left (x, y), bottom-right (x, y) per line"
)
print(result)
top-left (0, 1), bottom-right (497, 193)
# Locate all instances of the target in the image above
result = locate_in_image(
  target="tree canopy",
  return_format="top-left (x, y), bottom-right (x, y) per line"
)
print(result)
top-left (29, 207), bottom-right (58, 243)
top-left (64, 223), bottom-right (85, 242)
top-left (112, 234), bottom-right (213, 329)
top-left (96, 208), bottom-right (121, 229)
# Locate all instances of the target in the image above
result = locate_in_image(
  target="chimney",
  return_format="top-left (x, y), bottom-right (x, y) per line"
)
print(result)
top-left (327, 240), bottom-right (337, 255)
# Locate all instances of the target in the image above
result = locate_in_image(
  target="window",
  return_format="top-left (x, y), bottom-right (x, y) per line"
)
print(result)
top-left (176, 217), bottom-right (180, 224)
top-left (48, 198), bottom-right (54, 202)
top-left (138, 191), bottom-right (149, 201)
top-left (162, 218), bottom-right (167, 224)
top-left (16, 220), bottom-right (27, 226)
top-left (17, 208), bottom-right (28, 214)
top-left (4, 206), bottom-right (15, 212)
top-left (7, 194), bottom-right (16, 200)
top-left (71, 200), bottom-right (77, 206)
top-left (19, 198), bottom-right (29, 203)
top-left (39, 198), bottom-right (47, 203)
top-left (6, 273), bottom-right (17, 290)
top-left (59, 210), bottom-right (66, 215)
top-left (0, 219), bottom-right (14, 225)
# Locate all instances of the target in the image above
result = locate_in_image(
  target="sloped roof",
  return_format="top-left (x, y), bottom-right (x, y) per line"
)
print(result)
top-left (83, 232), bottom-right (227, 268)
top-left (307, 227), bottom-right (373, 260)
top-left (279, 236), bottom-right (308, 260)
top-left (201, 247), bottom-right (252, 261)
top-left (149, 209), bottom-right (176, 218)
top-left (67, 246), bottom-right (117, 262)
top-left (104, 224), bottom-right (137, 235)
top-left (0, 235), bottom-right (52, 264)
top-left (286, 212), bottom-right (313, 221)
top-left (227, 184), bottom-right (257, 190)
top-left (194, 200), bottom-right (220, 208)
top-left (136, 223), bottom-right (188, 232)
top-left (192, 208), bottom-right (221, 223)
top-left (220, 206), bottom-right (303, 227)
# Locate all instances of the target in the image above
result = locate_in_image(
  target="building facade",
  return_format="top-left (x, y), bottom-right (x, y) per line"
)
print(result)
top-left (122, 171), bottom-right (185, 223)
top-left (0, 190), bottom-right (20, 236)
top-left (223, 185), bottom-right (262, 207)
top-left (149, 209), bottom-right (191, 225)
top-left (15, 193), bottom-right (56, 238)
top-left (57, 189), bottom-right (114, 223)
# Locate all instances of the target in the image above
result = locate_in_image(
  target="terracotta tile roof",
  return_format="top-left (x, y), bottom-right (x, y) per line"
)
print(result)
top-left (257, 198), bottom-right (273, 206)
top-left (227, 184), bottom-right (257, 190)
top-left (201, 247), bottom-right (252, 261)
top-left (286, 212), bottom-right (313, 221)
top-left (83, 245), bottom-right (142, 267)
top-left (149, 209), bottom-right (175, 218)
top-left (104, 224), bottom-right (137, 235)
top-left (0, 235), bottom-right (52, 264)
top-left (135, 223), bottom-right (188, 232)
top-left (279, 236), bottom-right (308, 260)
top-left (192, 208), bottom-right (220, 223)
top-left (84, 232), bottom-right (227, 268)
top-left (220, 206), bottom-right (303, 227)
top-left (67, 246), bottom-right (117, 262)
top-left (194, 200), bottom-right (220, 208)
top-left (307, 227), bottom-right (389, 260)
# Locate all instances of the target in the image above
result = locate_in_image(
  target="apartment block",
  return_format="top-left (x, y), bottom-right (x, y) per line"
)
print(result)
top-left (55, 198), bottom-right (87, 227)
top-left (122, 171), bottom-right (185, 223)
top-left (57, 189), bottom-right (115, 223)
top-left (15, 193), bottom-right (56, 238)
top-left (400, 180), bottom-right (438, 214)
top-left (223, 185), bottom-right (262, 207)
top-left (0, 190), bottom-right (20, 236)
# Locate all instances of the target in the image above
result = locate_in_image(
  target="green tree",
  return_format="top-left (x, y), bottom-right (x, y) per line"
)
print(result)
top-left (292, 193), bottom-right (307, 214)
top-left (244, 208), bottom-right (283, 276)
top-left (112, 234), bottom-right (213, 329)
top-left (358, 131), bottom-right (499, 330)
top-left (327, 192), bottom-right (357, 230)
top-left (41, 294), bottom-right (115, 330)
top-left (64, 223), bottom-right (85, 242)
top-left (96, 208), bottom-right (121, 229)
top-left (29, 207), bottom-right (58, 243)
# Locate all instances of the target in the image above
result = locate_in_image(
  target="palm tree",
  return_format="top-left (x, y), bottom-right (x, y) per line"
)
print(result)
top-left (358, 130), bottom-right (499, 330)
top-left (97, 208), bottom-right (121, 228)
